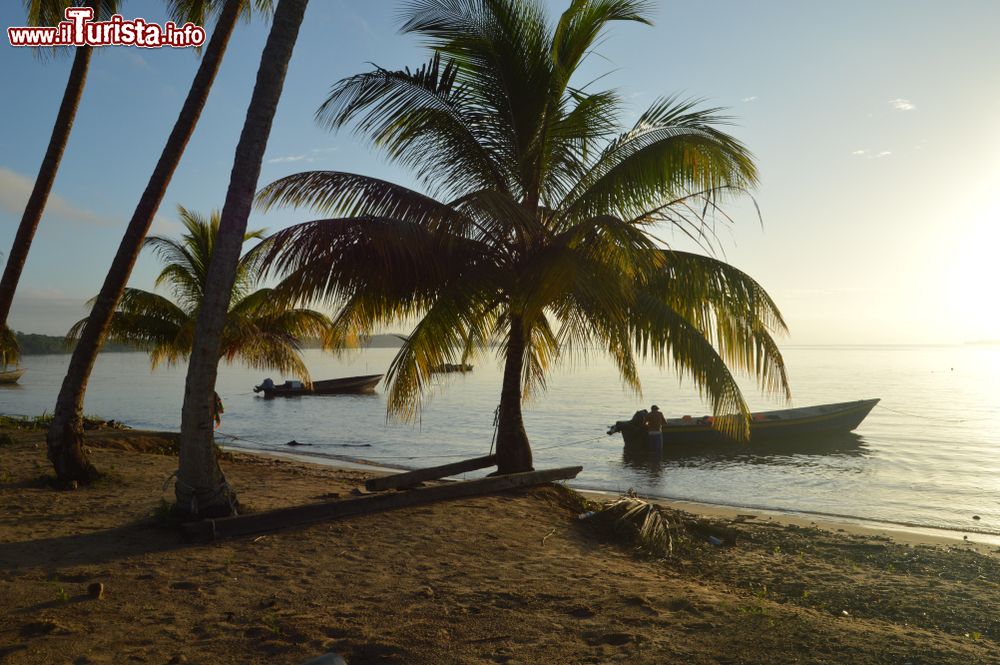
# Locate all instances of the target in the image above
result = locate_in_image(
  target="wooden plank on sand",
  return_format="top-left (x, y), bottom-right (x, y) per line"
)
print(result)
top-left (364, 454), bottom-right (498, 492)
top-left (181, 465), bottom-right (583, 542)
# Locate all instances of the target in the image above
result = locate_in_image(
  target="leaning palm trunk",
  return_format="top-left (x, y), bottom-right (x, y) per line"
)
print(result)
top-left (45, 0), bottom-right (244, 484)
top-left (176, 0), bottom-right (309, 518)
top-left (0, 43), bottom-right (92, 339)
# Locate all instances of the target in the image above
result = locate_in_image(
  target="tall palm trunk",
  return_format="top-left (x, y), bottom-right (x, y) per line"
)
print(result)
top-left (0, 44), bottom-right (92, 333)
top-left (176, 0), bottom-right (309, 518)
top-left (495, 315), bottom-right (534, 474)
top-left (45, 0), bottom-right (244, 484)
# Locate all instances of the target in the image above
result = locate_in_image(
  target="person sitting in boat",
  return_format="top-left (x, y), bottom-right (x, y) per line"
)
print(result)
top-left (644, 405), bottom-right (666, 452)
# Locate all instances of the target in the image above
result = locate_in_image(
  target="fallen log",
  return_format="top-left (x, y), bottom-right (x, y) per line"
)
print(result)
top-left (181, 465), bottom-right (583, 542)
top-left (364, 454), bottom-right (497, 492)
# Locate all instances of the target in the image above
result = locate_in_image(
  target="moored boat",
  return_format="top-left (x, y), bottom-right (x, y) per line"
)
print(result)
top-left (254, 374), bottom-right (383, 397)
top-left (608, 399), bottom-right (880, 448)
top-left (0, 368), bottom-right (26, 384)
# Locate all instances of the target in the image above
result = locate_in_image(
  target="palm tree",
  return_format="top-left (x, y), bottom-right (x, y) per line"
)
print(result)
top-left (46, 0), bottom-right (272, 483)
top-left (254, 0), bottom-right (791, 474)
top-left (0, 0), bottom-right (117, 370)
top-left (67, 207), bottom-right (331, 380)
top-left (176, 0), bottom-right (309, 518)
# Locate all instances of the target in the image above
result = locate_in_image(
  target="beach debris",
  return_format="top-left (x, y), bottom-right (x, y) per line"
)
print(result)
top-left (594, 497), bottom-right (679, 557)
top-left (577, 511), bottom-right (597, 520)
top-left (87, 582), bottom-right (104, 600)
top-left (685, 520), bottom-right (738, 547)
top-left (541, 527), bottom-right (556, 545)
top-left (973, 515), bottom-right (981, 520)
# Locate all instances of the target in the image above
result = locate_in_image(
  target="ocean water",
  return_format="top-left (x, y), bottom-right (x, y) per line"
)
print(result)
top-left (3, 345), bottom-right (999, 539)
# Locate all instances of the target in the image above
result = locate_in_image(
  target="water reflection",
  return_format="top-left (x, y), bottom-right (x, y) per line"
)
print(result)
top-left (620, 431), bottom-right (869, 472)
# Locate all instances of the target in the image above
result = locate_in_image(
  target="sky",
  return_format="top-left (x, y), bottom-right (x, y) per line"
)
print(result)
top-left (2, 0), bottom-right (1000, 345)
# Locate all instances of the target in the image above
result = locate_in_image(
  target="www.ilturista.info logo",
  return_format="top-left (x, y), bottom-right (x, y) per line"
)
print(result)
top-left (7, 7), bottom-right (205, 48)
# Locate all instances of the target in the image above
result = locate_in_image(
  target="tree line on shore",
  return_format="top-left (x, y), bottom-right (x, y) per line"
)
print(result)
top-left (1, 0), bottom-right (791, 520)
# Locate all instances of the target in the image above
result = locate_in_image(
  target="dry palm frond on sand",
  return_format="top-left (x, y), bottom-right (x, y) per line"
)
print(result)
top-left (596, 497), bottom-right (681, 558)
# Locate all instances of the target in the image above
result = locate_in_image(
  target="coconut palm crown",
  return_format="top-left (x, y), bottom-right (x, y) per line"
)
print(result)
top-left (68, 206), bottom-right (332, 381)
top-left (254, 0), bottom-right (791, 473)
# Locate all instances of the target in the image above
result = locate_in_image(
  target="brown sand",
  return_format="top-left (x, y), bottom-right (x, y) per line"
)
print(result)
top-left (1, 425), bottom-right (999, 664)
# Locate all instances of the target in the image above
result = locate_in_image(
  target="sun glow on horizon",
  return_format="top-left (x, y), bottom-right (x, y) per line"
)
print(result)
top-left (938, 201), bottom-right (1000, 343)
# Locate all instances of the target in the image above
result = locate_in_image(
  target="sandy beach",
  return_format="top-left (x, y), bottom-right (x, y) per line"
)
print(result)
top-left (2, 424), bottom-right (999, 664)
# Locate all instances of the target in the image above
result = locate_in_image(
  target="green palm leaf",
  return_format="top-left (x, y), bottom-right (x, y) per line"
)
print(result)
top-left (67, 206), bottom-right (330, 380)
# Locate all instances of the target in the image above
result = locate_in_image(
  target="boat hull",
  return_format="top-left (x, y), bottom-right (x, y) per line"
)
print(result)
top-left (0, 368), bottom-right (25, 384)
top-left (610, 399), bottom-right (880, 448)
top-left (255, 374), bottom-right (383, 397)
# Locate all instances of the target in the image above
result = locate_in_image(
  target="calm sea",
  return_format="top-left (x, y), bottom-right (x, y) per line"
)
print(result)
top-left (3, 345), bottom-right (999, 540)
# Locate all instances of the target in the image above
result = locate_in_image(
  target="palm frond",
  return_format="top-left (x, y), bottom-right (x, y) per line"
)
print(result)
top-left (557, 96), bottom-right (757, 227)
top-left (552, 0), bottom-right (653, 77)
top-left (597, 496), bottom-right (679, 558)
top-left (0, 324), bottom-right (20, 367)
top-left (316, 53), bottom-right (507, 197)
top-left (255, 171), bottom-right (479, 239)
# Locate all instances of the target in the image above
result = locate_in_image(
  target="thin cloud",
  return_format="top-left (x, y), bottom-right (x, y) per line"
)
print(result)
top-left (741, 96), bottom-right (758, 103)
top-left (0, 166), bottom-right (110, 226)
top-left (889, 98), bottom-right (916, 111)
top-left (266, 148), bottom-right (338, 164)
top-left (266, 154), bottom-right (308, 164)
top-left (125, 52), bottom-right (152, 71)
top-left (850, 149), bottom-right (892, 160)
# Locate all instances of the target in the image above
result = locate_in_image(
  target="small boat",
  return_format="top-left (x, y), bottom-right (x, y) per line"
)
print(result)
top-left (430, 363), bottom-right (473, 373)
top-left (0, 368), bottom-right (25, 384)
top-left (253, 374), bottom-right (383, 397)
top-left (608, 399), bottom-right (880, 448)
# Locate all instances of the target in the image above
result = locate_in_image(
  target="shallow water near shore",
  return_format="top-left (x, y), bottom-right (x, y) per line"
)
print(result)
top-left (3, 345), bottom-right (999, 538)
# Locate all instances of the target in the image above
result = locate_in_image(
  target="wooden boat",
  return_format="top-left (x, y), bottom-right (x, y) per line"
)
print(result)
top-left (254, 374), bottom-right (383, 397)
top-left (608, 399), bottom-right (880, 448)
top-left (0, 368), bottom-right (25, 384)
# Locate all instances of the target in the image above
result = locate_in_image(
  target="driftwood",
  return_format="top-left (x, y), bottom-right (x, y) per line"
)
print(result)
top-left (364, 455), bottom-right (497, 492)
top-left (181, 465), bottom-right (583, 542)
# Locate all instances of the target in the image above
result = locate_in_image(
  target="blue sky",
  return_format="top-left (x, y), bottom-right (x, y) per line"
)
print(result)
top-left (3, 0), bottom-right (1000, 343)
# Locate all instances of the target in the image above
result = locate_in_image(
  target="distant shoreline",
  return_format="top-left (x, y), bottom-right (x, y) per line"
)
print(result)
top-left (11, 332), bottom-right (406, 356)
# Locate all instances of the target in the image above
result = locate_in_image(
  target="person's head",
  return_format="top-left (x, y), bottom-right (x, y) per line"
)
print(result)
top-left (651, 405), bottom-right (659, 412)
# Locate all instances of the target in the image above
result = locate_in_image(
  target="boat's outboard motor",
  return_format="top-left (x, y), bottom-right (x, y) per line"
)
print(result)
top-left (607, 409), bottom-right (648, 436)
top-left (253, 377), bottom-right (275, 393)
